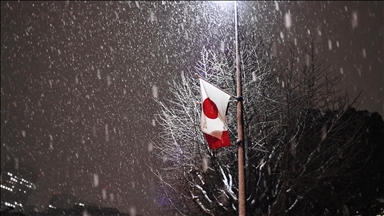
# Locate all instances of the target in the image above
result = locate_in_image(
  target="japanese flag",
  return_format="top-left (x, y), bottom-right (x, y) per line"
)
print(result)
top-left (200, 78), bottom-right (231, 149)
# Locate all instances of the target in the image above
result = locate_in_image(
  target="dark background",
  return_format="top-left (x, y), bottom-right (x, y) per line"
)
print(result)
top-left (1, 1), bottom-right (382, 215)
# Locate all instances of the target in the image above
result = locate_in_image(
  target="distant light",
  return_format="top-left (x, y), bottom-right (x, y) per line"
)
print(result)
top-left (1, 184), bottom-right (13, 192)
top-left (14, 201), bottom-right (23, 207)
top-left (5, 202), bottom-right (15, 208)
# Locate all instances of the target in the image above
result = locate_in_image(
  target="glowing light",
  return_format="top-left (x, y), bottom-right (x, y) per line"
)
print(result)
top-left (5, 202), bottom-right (15, 208)
top-left (214, 0), bottom-right (233, 3)
top-left (212, 1), bottom-right (234, 10)
top-left (1, 184), bottom-right (13, 192)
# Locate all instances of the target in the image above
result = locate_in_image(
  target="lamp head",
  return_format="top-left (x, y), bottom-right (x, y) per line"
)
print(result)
top-left (213, 1), bottom-right (234, 10)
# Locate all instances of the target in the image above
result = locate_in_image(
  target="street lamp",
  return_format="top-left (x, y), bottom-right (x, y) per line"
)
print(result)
top-left (233, 2), bottom-right (246, 216)
top-left (212, 2), bottom-right (246, 215)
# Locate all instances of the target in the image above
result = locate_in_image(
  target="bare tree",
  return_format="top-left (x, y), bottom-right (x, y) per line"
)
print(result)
top-left (151, 34), bottom-right (384, 216)
top-left (152, 47), bottom-right (241, 215)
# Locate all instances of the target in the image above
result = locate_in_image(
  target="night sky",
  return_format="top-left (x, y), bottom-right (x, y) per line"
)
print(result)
top-left (1, 1), bottom-right (383, 215)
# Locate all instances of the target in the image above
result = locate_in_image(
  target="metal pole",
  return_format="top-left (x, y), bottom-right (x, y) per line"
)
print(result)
top-left (234, 1), bottom-right (246, 216)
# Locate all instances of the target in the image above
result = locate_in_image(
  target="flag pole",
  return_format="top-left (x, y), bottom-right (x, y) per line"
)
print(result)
top-left (234, 1), bottom-right (246, 216)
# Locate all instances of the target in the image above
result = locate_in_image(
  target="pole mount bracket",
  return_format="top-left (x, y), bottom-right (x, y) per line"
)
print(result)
top-left (236, 139), bottom-right (243, 146)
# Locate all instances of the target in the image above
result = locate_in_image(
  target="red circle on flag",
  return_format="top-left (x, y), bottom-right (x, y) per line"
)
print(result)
top-left (203, 98), bottom-right (218, 119)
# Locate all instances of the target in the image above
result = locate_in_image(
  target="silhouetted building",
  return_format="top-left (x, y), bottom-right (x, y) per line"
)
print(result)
top-left (48, 204), bottom-right (124, 216)
top-left (1, 159), bottom-right (37, 213)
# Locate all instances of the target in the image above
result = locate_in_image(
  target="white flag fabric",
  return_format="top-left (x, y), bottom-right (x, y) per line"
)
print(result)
top-left (199, 78), bottom-right (231, 149)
